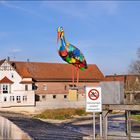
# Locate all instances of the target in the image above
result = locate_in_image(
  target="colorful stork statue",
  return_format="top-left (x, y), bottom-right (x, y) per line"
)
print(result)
top-left (57, 26), bottom-right (87, 86)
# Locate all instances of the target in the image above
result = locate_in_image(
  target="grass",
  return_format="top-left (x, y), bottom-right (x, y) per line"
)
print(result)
top-left (131, 114), bottom-right (140, 122)
top-left (34, 108), bottom-right (88, 120)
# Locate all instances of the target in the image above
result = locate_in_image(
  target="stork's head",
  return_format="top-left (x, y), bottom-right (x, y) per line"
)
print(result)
top-left (57, 26), bottom-right (64, 42)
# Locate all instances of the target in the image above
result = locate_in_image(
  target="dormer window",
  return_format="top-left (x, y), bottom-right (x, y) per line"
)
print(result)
top-left (0, 76), bottom-right (13, 94)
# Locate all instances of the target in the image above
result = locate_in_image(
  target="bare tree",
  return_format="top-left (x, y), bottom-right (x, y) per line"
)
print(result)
top-left (137, 48), bottom-right (140, 58)
top-left (129, 60), bottom-right (140, 74)
top-left (129, 48), bottom-right (140, 74)
top-left (127, 48), bottom-right (140, 91)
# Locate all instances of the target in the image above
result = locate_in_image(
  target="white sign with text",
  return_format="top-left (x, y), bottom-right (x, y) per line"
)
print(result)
top-left (86, 87), bottom-right (102, 112)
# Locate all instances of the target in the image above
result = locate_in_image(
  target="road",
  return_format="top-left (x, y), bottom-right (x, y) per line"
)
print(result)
top-left (0, 112), bottom-right (86, 140)
top-left (0, 112), bottom-right (140, 140)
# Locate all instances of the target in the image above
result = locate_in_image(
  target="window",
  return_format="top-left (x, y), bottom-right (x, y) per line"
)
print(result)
top-left (64, 85), bottom-right (67, 90)
top-left (4, 66), bottom-right (7, 70)
top-left (1, 84), bottom-right (11, 94)
top-left (16, 96), bottom-right (21, 102)
top-left (0, 62), bottom-right (13, 71)
top-left (43, 85), bottom-right (47, 90)
top-left (3, 85), bottom-right (8, 93)
top-left (53, 95), bottom-right (56, 99)
top-left (41, 95), bottom-right (46, 101)
top-left (11, 73), bottom-right (14, 78)
top-left (10, 96), bottom-right (15, 101)
top-left (69, 84), bottom-right (76, 88)
top-left (42, 95), bottom-right (46, 99)
top-left (64, 95), bottom-right (67, 99)
top-left (23, 96), bottom-right (27, 101)
top-left (32, 84), bottom-right (37, 90)
top-left (4, 97), bottom-right (7, 102)
top-left (25, 85), bottom-right (28, 91)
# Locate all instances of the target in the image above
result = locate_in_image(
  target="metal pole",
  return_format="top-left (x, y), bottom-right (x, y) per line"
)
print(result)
top-left (128, 110), bottom-right (131, 140)
top-left (93, 112), bottom-right (96, 140)
top-left (100, 112), bottom-right (102, 138)
top-left (125, 110), bottom-right (131, 140)
top-left (102, 111), bottom-right (108, 139)
top-left (125, 110), bottom-right (128, 136)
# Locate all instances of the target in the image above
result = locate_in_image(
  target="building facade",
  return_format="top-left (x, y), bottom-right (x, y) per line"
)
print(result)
top-left (105, 74), bottom-right (140, 104)
top-left (0, 59), bottom-right (104, 111)
top-left (105, 74), bottom-right (140, 91)
top-left (0, 59), bottom-right (35, 107)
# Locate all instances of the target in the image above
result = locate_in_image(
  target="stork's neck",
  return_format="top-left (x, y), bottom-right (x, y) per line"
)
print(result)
top-left (60, 36), bottom-right (66, 47)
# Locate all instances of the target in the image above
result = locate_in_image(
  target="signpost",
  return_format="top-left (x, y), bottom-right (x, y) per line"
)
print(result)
top-left (86, 87), bottom-right (102, 139)
top-left (86, 87), bottom-right (102, 112)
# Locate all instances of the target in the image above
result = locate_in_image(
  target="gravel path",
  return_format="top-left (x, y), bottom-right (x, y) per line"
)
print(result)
top-left (0, 112), bottom-right (87, 140)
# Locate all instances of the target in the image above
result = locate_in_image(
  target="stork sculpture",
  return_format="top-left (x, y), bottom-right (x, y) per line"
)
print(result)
top-left (57, 26), bottom-right (87, 86)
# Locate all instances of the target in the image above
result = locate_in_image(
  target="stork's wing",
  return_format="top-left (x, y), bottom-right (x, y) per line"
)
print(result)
top-left (66, 43), bottom-right (87, 70)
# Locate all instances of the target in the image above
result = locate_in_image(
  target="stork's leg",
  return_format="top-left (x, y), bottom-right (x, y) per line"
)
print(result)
top-left (72, 65), bottom-right (75, 87)
top-left (76, 67), bottom-right (79, 85)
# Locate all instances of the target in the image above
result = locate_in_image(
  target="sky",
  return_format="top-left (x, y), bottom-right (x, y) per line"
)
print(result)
top-left (0, 1), bottom-right (140, 75)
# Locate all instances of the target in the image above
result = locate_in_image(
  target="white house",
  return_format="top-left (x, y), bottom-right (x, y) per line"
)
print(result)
top-left (0, 59), bottom-right (35, 107)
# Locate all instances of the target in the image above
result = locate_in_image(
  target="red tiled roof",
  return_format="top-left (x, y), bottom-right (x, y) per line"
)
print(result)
top-left (9, 61), bottom-right (104, 82)
top-left (105, 75), bottom-right (124, 81)
top-left (0, 76), bottom-right (13, 84)
top-left (20, 81), bottom-right (34, 84)
top-left (104, 75), bottom-right (139, 82)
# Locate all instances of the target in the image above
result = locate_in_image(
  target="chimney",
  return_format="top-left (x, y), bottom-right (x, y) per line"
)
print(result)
top-left (114, 73), bottom-right (117, 81)
top-left (7, 56), bottom-right (10, 62)
top-left (27, 59), bottom-right (30, 62)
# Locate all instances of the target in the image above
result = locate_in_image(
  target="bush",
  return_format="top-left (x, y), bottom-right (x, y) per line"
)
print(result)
top-left (75, 109), bottom-right (86, 116)
top-left (34, 108), bottom-right (87, 120)
top-left (131, 114), bottom-right (140, 122)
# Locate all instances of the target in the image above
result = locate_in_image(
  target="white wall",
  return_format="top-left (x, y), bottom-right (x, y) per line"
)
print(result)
top-left (0, 91), bottom-right (35, 107)
top-left (0, 60), bottom-right (35, 107)
top-left (0, 61), bottom-right (22, 93)
top-left (0, 61), bottom-right (33, 93)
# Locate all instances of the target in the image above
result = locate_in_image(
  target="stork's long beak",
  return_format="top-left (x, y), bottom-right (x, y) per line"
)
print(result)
top-left (57, 32), bottom-right (61, 43)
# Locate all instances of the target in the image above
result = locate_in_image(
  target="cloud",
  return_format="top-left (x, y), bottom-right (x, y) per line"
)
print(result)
top-left (10, 48), bottom-right (21, 53)
top-left (0, 1), bottom-right (29, 12)
top-left (41, 1), bottom-right (86, 19)
top-left (0, 1), bottom-right (49, 21)
top-left (41, 1), bottom-right (119, 19)
top-left (86, 1), bottom-right (119, 15)
top-left (41, 1), bottom-right (119, 28)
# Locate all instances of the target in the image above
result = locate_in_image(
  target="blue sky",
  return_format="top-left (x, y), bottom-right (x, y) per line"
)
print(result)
top-left (0, 1), bottom-right (140, 75)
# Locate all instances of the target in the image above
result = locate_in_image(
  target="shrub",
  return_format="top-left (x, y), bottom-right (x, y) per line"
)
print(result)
top-left (34, 108), bottom-right (87, 120)
top-left (75, 109), bottom-right (86, 116)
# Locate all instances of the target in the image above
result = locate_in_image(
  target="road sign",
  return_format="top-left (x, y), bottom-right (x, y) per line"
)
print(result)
top-left (86, 87), bottom-right (102, 112)
top-left (88, 89), bottom-right (99, 100)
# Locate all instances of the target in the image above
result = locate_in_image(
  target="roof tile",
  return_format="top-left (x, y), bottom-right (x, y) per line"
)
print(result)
top-left (9, 61), bottom-right (104, 81)
top-left (0, 76), bottom-right (13, 84)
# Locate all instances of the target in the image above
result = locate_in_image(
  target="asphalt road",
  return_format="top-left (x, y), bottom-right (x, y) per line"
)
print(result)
top-left (0, 112), bottom-right (87, 140)
top-left (0, 112), bottom-right (140, 140)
